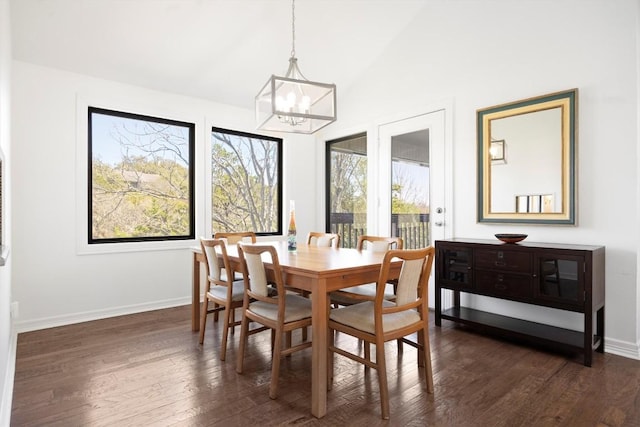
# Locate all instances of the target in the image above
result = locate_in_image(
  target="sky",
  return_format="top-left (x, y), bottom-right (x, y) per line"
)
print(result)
top-left (91, 111), bottom-right (190, 166)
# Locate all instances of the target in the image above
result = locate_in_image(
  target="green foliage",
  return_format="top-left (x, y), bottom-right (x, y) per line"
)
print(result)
top-left (330, 151), bottom-right (367, 214)
top-left (392, 183), bottom-right (422, 214)
top-left (92, 157), bottom-right (190, 239)
top-left (91, 123), bottom-right (192, 242)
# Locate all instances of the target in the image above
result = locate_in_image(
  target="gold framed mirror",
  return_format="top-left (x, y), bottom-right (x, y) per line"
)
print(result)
top-left (477, 89), bottom-right (577, 224)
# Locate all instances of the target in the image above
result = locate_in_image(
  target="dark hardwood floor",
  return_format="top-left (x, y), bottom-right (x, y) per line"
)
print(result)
top-left (11, 305), bottom-right (640, 426)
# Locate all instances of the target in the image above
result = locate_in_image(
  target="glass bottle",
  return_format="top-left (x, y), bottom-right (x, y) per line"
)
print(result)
top-left (287, 200), bottom-right (297, 251)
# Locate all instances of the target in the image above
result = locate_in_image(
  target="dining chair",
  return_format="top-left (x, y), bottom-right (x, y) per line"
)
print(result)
top-left (213, 232), bottom-right (257, 282)
top-left (235, 244), bottom-right (313, 399)
top-left (213, 231), bottom-right (257, 244)
top-left (327, 246), bottom-right (436, 420)
top-left (306, 231), bottom-right (341, 248)
top-left (198, 238), bottom-right (245, 361)
top-left (330, 235), bottom-right (403, 305)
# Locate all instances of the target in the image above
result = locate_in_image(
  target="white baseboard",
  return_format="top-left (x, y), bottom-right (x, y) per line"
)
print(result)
top-left (0, 322), bottom-right (17, 427)
top-left (13, 297), bottom-right (192, 333)
top-left (605, 337), bottom-right (640, 361)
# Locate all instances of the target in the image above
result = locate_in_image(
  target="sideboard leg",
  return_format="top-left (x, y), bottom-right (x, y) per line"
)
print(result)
top-left (596, 306), bottom-right (605, 353)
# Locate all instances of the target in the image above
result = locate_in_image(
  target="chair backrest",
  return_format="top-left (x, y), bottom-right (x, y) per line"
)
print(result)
top-left (378, 247), bottom-right (435, 308)
top-left (237, 244), bottom-right (284, 303)
top-left (200, 237), bottom-right (232, 286)
top-left (357, 235), bottom-right (403, 252)
top-left (307, 232), bottom-right (340, 248)
top-left (214, 231), bottom-right (257, 245)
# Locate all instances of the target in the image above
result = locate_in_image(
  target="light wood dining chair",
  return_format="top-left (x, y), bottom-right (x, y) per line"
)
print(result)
top-left (214, 231), bottom-right (257, 244)
top-left (306, 231), bottom-right (340, 248)
top-left (213, 232), bottom-right (257, 282)
top-left (235, 244), bottom-right (313, 399)
top-left (330, 235), bottom-right (403, 305)
top-left (328, 246), bottom-right (436, 420)
top-left (198, 238), bottom-right (245, 361)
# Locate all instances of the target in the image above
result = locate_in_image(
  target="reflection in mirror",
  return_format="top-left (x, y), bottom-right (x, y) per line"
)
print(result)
top-left (490, 108), bottom-right (562, 213)
top-left (477, 89), bottom-right (577, 224)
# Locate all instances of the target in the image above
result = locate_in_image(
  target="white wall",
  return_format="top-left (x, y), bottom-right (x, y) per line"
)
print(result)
top-left (10, 62), bottom-right (317, 331)
top-left (320, 0), bottom-right (639, 358)
top-left (0, 0), bottom-right (13, 422)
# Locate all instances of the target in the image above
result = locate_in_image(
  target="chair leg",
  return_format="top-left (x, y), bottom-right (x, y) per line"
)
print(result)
top-left (376, 338), bottom-right (390, 420)
top-left (220, 303), bottom-right (231, 361)
top-left (236, 312), bottom-right (250, 374)
top-left (327, 328), bottom-right (334, 391)
top-left (421, 326), bottom-right (434, 393)
top-left (269, 329), bottom-right (282, 399)
top-left (364, 342), bottom-right (371, 373)
top-left (198, 297), bottom-right (209, 345)
top-left (286, 331), bottom-right (292, 357)
top-left (416, 334), bottom-right (424, 367)
top-left (213, 302), bottom-right (220, 321)
top-left (230, 308), bottom-right (236, 335)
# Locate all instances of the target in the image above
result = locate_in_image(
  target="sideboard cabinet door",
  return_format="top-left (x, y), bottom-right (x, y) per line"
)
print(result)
top-left (534, 253), bottom-right (585, 309)
top-left (438, 246), bottom-right (473, 291)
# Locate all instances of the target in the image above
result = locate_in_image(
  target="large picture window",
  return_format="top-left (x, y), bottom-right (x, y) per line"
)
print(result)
top-left (88, 107), bottom-right (195, 243)
top-left (211, 128), bottom-right (282, 236)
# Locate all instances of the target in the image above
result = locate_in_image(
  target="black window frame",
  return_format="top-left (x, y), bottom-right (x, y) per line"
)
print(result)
top-left (88, 106), bottom-right (196, 244)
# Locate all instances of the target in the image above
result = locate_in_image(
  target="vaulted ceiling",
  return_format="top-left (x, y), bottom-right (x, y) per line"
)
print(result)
top-left (10, 0), bottom-right (427, 110)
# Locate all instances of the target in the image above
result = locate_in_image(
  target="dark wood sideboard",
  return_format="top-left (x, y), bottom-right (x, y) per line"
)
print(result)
top-left (435, 239), bottom-right (605, 366)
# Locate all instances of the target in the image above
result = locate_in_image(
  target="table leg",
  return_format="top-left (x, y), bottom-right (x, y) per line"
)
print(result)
top-left (311, 278), bottom-right (328, 418)
top-left (192, 251), bottom-right (201, 332)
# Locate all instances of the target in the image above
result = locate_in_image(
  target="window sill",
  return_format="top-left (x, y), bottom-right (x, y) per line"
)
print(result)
top-left (0, 245), bottom-right (9, 266)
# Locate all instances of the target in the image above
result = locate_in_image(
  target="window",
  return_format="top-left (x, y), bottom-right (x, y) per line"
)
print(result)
top-left (88, 107), bottom-right (195, 243)
top-left (326, 133), bottom-right (367, 248)
top-left (211, 128), bottom-right (282, 235)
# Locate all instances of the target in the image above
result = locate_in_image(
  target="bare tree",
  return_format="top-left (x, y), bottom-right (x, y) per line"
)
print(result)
top-left (330, 151), bottom-right (367, 214)
top-left (211, 132), bottom-right (278, 233)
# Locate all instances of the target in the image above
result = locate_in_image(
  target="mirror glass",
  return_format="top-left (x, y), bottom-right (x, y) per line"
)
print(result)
top-left (477, 89), bottom-right (577, 224)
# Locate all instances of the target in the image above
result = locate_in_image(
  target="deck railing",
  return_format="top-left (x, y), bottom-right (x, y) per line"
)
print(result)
top-left (329, 213), bottom-right (430, 249)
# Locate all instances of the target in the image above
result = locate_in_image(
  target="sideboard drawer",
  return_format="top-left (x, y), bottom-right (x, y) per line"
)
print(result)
top-left (475, 270), bottom-right (532, 299)
top-left (475, 249), bottom-right (532, 272)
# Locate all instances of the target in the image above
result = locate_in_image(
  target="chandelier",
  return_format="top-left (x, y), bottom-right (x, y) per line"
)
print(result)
top-left (255, 0), bottom-right (337, 134)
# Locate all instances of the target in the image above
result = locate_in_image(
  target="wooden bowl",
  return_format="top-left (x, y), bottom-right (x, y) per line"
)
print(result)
top-left (495, 233), bottom-right (528, 244)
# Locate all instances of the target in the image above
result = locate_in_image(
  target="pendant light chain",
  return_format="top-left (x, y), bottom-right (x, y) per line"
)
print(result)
top-left (290, 0), bottom-right (296, 58)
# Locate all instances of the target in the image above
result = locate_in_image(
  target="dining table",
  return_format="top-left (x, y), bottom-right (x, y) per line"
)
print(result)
top-left (191, 240), bottom-right (400, 418)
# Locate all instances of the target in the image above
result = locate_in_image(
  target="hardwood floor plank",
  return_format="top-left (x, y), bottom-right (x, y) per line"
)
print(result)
top-left (11, 305), bottom-right (640, 426)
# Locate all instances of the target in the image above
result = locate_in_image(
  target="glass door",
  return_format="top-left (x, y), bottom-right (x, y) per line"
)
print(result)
top-left (378, 111), bottom-right (447, 246)
top-left (378, 111), bottom-right (449, 308)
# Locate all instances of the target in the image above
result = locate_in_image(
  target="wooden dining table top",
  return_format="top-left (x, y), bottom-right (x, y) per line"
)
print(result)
top-left (220, 240), bottom-right (395, 291)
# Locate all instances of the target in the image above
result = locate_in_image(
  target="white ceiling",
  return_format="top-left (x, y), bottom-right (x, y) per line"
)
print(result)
top-left (10, 0), bottom-right (428, 110)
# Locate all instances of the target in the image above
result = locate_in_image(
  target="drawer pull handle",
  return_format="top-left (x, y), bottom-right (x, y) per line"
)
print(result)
top-left (495, 261), bottom-right (506, 267)
top-left (494, 283), bottom-right (507, 291)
